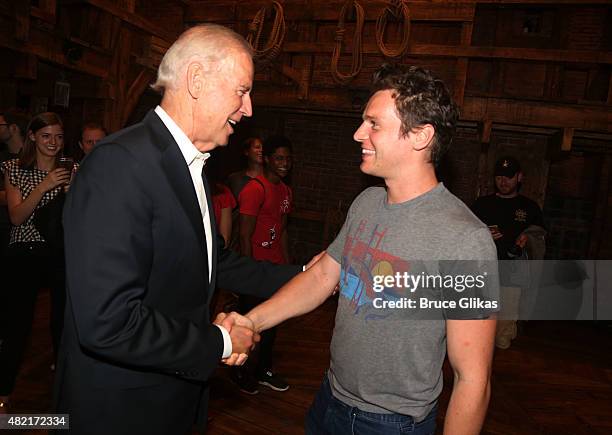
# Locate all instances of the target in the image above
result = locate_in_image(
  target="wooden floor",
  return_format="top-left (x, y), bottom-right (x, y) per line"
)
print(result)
top-left (7, 289), bottom-right (612, 434)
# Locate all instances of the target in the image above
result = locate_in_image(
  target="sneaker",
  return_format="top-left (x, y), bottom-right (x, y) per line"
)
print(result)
top-left (257, 370), bottom-right (289, 392)
top-left (230, 368), bottom-right (259, 395)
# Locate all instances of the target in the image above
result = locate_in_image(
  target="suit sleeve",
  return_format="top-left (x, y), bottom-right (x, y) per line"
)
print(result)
top-left (216, 243), bottom-right (301, 298)
top-left (63, 144), bottom-right (223, 382)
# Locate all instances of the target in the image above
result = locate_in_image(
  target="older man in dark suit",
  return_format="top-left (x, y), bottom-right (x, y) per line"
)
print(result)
top-left (55, 24), bottom-right (301, 435)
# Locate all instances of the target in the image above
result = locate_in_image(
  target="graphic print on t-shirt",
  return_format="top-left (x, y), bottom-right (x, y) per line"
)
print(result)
top-left (514, 208), bottom-right (527, 223)
top-left (339, 219), bottom-right (411, 315)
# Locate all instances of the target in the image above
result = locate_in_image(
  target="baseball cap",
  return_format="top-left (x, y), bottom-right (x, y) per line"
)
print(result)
top-left (494, 156), bottom-right (521, 177)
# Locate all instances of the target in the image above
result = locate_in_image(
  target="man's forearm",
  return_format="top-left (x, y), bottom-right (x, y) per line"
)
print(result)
top-left (247, 255), bottom-right (339, 332)
top-left (443, 379), bottom-right (490, 435)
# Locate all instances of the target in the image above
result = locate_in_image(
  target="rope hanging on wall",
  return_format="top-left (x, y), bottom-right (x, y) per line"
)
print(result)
top-left (330, 0), bottom-right (365, 85)
top-left (375, 0), bottom-right (411, 58)
top-left (246, 1), bottom-right (286, 65)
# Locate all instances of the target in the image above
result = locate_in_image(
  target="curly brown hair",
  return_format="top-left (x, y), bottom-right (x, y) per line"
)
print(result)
top-left (371, 64), bottom-right (459, 166)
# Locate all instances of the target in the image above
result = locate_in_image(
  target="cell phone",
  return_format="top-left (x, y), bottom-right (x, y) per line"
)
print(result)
top-left (58, 157), bottom-right (74, 171)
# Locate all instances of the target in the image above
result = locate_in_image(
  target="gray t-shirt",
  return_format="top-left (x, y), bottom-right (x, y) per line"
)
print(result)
top-left (326, 183), bottom-right (498, 421)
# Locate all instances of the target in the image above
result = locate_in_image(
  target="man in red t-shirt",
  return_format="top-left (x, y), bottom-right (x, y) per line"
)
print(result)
top-left (233, 135), bottom-right (293, 394)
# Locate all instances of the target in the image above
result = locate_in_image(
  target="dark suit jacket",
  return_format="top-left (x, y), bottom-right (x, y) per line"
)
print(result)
top-left (54, 111), bottom-right (300, 435)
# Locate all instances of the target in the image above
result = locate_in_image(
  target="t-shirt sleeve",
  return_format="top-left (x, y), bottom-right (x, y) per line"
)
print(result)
top-left (219, 185), bottom-right (236, 210)
top-left (1, 159), bottom-right (20, 188)
top-left (238, 180), bottom-right (264, 216)
top-left (528, 200), bottom-right (545, 229)
top-left (439, 227), bottom-right (500, 320)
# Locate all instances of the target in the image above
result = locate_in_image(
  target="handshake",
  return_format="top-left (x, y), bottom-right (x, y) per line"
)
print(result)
top-left (213, 251), bottom-right (329, 366)
top-left (214, 311), bottom-right (259, 366)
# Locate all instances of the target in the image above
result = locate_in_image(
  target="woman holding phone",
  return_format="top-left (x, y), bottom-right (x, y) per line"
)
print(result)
top-left (0, 112), bottom-right (74, 412)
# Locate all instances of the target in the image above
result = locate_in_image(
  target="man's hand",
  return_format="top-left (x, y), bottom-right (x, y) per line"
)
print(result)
top-left (488, 225), bottom-right (503, 240)
top-left (515, 233), bottom-right (528, 248)
top-left (214, 312), bottom-right (260, 366)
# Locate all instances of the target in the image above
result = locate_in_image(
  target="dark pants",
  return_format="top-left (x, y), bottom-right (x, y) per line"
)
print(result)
top-left (238, 295), bottom-right (276, 375)
top-left (0, 224), bottom-right (10, 345)
top-left (306, 375), bottom-right (437, 435)
top-left (0, 242), bottom-right (66, 395)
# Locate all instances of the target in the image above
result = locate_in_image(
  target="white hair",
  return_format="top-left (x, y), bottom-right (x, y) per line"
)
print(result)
top-left (151, 24), bottom-right (253, 93)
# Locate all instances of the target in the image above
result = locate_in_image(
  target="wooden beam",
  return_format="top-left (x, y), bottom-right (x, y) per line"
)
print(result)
top-left (14, 53), bottom-right (38, 80)
top-left (119, 0), bottom-right (136, 13)
top-left (454, 21), bottom-right (473, 107)
top-left (468, 0), bottom-right (612, 3)
top-left (462, 96), bottom-right (612, 132)
top-left (122, 69), bottom-right (155, 126)
top-left (544, 64), bottom-right (562, 100)
top-left (561, 127), bottom-right (574, 151)
top-left (31, 0), bottom-right (57, 24)
top-left (0, 18), bottom-right (110, 78)
top-left (273, 63), bottom-right (311, 100)
top-left (608, 74), bottom-right (612, 105)
top-left (15, 0), bottom-right (30, 42)
top-left (186, 1), bottom-right (476, 23)
top-left (279, 42), bottom-right (612, 64)
top-left (479, 120), bottom-right (493, 144)
top-left (64, 0), bottom-right (177, 44)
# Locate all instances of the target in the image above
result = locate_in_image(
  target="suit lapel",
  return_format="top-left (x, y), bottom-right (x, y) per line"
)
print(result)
top-left (202, 171), bottom-right (218, 297)
top-left (146, 111), bottom-right (208, 261)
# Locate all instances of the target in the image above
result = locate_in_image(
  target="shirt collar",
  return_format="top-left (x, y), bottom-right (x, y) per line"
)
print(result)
top-left (154, 105), bottom-right (210, 166)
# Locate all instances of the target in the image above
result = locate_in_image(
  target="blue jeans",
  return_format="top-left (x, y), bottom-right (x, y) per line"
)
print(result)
top-left (306, 375), bottom-right (437, 435)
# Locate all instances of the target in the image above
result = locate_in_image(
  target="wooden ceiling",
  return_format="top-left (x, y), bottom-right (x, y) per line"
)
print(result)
top-left (1, 0), bottom-right (611, 147)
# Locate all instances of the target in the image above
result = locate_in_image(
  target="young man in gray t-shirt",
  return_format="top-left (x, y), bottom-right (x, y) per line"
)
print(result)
top-left (241, 64), bottom-right (498, 434)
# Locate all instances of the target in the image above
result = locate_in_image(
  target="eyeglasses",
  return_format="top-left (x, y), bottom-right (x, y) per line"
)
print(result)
top-left (0, 124), bottom-right (8, 127)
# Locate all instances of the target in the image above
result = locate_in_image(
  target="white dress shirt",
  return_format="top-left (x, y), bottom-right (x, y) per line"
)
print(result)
top-left (154, 106), bottom-right (232, 358)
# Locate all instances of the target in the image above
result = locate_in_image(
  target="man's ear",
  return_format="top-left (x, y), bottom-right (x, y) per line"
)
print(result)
top-left (78, 141), bottom-right (84, 151)
top-left (517, 172), bottom-right (524, 183)
top-left (186, 61), bottom-right (205, 99)
top-left (412, 124), bottom-right (435, 152)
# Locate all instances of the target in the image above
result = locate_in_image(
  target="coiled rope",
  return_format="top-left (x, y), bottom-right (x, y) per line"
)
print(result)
top-left (330, 0), bottom-right (365, 85)
top-left (376, 0), bottom-right (411, 58)
top-left (246, 1), bottom-right (286, 65)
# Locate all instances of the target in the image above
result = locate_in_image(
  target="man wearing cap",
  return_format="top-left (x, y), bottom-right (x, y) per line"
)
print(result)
top-left (472, 156), bottom-right (545, 348)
